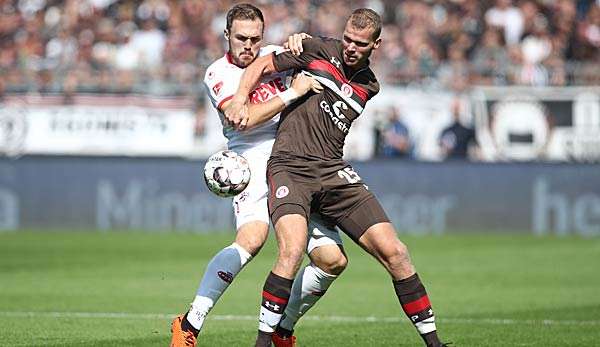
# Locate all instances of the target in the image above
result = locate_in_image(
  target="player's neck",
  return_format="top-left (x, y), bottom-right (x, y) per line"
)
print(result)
top-left (226, 51), bottom-right (252, 69)
top-left (345, 61), bottom-right (369, 81)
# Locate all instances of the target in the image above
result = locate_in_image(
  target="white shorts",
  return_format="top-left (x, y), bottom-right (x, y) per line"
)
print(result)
top-left (231, 141), bottom-right (343, 251)
top-left (232, 141), bottom-right (273, 229)
top-left (306, 213), bottom-right (344, 254)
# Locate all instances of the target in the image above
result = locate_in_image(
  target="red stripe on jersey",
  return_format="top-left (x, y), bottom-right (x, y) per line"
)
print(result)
top-left (217, 95), bottom-right (234, 111)
top-left (307, 60), bottom-right (369, 102)
top-left (225, 52), bottom-right (234, 64)
top-left (262, 290), bottom-right (288, 305)
top-left (402, 295), bottom-right (431, 315)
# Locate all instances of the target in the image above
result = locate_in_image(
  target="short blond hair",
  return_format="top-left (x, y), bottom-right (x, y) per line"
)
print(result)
top-left (349, 8), bottom-right (382, 40)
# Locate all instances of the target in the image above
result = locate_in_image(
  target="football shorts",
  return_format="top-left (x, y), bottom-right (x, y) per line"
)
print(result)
top-left (232, 142), bottom-right (343, 249)
top-left (268, 156), bottom-right (389, 242)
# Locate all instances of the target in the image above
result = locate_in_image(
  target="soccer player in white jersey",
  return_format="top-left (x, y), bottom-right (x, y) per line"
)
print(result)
top-left (170, 4), bottom-right (347, 347)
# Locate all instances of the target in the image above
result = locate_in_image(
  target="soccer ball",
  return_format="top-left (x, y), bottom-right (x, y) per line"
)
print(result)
top-left (204, 150), bottom-right (251, 197)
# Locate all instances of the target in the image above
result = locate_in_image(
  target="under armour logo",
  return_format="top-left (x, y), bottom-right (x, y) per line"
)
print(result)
top-left (330, 56), bottom-right (341, 68)
top-left (264, 301), bottom-right (280, 311)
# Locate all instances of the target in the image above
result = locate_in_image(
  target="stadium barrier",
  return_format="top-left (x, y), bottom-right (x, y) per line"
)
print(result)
top-left (2, 86), bottom-right (598, 161)
top-left (1, 156), bottom-right (598, 235)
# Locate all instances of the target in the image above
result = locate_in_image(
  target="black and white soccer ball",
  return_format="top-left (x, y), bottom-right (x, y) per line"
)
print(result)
top-left (204, 150), bottom-right (251, 197)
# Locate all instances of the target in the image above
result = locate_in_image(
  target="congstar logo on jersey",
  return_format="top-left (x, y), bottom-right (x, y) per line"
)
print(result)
top-left (320, 100), bottom-right (350, 134)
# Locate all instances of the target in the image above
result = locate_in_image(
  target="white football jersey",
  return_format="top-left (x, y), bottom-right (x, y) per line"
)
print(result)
top-left (203, 45), bottom-right (291, 152)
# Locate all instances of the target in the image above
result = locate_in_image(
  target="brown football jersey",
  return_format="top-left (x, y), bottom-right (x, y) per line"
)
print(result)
top-left (272, 37), bottom-right (380, 160)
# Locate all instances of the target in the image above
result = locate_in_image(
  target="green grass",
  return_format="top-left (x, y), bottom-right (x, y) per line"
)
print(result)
top-left (0, 231), bottom-right (599, 346)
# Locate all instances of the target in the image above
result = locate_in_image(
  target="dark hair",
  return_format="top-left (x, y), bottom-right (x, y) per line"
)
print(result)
top-left (226, 3), bottom-right (264, 31)
top-left (349, 8), bottom-right (382, 40)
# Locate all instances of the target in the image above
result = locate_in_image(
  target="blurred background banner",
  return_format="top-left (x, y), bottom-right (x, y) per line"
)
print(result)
top-left (472, 86), bottom-right (600, 162)
top-left (1, 157), bottom-right (598, 235)
top-left (0, 94), bottom-right (196, 156)
top-left (1, 87), bottom-right (598, 160)
top-left (0, 0), bottom-right (598, 234)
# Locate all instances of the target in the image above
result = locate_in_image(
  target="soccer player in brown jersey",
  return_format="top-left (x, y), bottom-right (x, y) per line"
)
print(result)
top-left (226, 8), bottom-right (448, 347)
top-left (170, 4), bottom-right (349, 347)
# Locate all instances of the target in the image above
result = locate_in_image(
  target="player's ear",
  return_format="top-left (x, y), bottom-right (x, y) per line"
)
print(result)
top-left (372, 37), bottom-right (381, 50)
top-left (224, 29), bottom-right (230, 41)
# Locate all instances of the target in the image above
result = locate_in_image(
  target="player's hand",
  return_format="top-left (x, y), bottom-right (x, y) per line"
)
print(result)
top-left (290, 72), bottom-right (323, 95)
top-left (283, 33), bottom-right (312, 56)
top-left (236, 110), bottom-right (250, 130)
top-left (224, 98), bottom-right (248, 129)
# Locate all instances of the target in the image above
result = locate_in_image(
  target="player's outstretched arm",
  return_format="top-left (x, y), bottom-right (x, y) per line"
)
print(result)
top-left (224, 54), bottom-right (278, 128)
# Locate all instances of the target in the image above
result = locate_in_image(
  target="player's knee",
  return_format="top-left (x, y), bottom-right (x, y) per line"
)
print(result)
top-left (313, 252), bottom-right (347, 276)
top-left (384, 242), bottom-right (412, 268)
top-left (326, 254), bottom-right (348, 275)
top-left (245, 240), bottom-right (265, 256)
top-left (235, 223), bottom-right (269, 256)
top-left (235, 234), bottom-right (266, 256)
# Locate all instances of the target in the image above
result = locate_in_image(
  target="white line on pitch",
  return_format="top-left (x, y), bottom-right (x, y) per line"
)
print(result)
top-left (0, 311), bottom-right (598, 326)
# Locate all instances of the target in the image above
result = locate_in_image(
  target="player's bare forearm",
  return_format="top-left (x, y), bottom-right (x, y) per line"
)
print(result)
top-left (241, 72), bottom-right (323, 130)
top-left (240, 73), bottom-right (322, 130)
top-left (219, 93), bottom-right (284, 130)
top-left (243, 97), bottom-right (285, 130)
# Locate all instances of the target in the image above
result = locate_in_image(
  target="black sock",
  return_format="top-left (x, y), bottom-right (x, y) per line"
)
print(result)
top-left (275, 323), bottom-right (294, 338)
top-left (393, 273), bottom-right (441, 346)
top-left (257, 272), bottom-right (293, 344)
top-left (182, 312), bottom-right (200, 336)
top-left (255, 330), bottom-right (273, 347)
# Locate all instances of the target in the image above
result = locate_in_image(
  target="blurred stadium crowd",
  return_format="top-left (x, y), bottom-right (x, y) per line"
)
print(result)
top-left (0, 0), bottom-right (599, 162)
top-left (0, 0), bottom-right (599, 98)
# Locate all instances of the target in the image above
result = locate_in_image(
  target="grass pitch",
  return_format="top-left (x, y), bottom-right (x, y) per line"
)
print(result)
top-left (0, 231), bottom-right (599, 346)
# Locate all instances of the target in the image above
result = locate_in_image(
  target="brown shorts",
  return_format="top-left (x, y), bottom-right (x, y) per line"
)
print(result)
top-left (267, 155), bottom-right (389, 242)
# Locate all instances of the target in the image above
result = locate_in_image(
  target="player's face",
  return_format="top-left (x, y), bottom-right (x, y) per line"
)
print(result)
top-left (226, 19), bottom-right (263, 68)
top-left (342, 22), bottom-right (381, 69)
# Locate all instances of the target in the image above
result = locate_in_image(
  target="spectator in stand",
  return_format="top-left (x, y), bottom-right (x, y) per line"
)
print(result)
top-left (576, 2), bottom-right (600, 60)
top-left (572, 2), bottom-right (600, 84)
top-left (129, 18), bottom-right (166, 70)
top-left (374, 23), bottom-right (404, 84)
top-left (439, 97), bottom-right (479, 161)
top-left (437, 44), bottom-right (470, 91)
top-left (519, 0), bottom-right (542, 41)
top-left (378, 106), bottom-right (413, 159)
top-left (45, 28), bottom-right (78, 71)
top-left (485, 0), bottom-right (524, 46)
top-left (471, 27), bottom-right (509, 85)
top-left (519, 15), bottom-right (552, 86)
top-left (113, 21), bottom-right (137, 92)
top-left (401, 26), bottom-right (440, 83)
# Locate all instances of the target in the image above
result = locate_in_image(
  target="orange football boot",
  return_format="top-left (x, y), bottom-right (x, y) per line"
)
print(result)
top-left (170, 314), bottom-right (197, 347)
